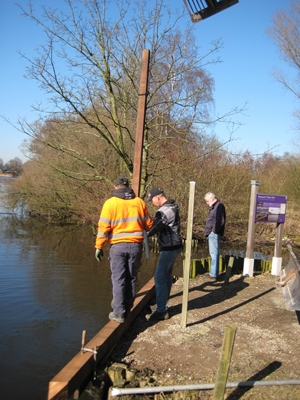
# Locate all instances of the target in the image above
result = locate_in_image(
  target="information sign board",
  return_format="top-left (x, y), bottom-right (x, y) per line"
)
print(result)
top-left (255, 194), bottom-right (287, 223)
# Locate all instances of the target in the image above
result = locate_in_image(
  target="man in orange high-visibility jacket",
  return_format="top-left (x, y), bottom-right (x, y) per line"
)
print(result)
top-left (95, 177), bottom-right (153, 323)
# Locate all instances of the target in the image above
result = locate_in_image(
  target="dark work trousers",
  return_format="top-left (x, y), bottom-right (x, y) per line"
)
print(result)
top-left (109, 242), bottom-right (143, 315)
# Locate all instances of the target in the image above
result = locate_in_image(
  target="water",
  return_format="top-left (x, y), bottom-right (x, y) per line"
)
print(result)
top-left (0, 179), bottom-right (165, 399)
top-left (0, 219), bottom-right (105, 398)
top-left (0, 178), bottom-right (284, 399)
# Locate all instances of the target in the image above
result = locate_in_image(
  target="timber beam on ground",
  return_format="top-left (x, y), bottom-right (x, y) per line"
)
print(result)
top-left (48, 277), bottom-right (155, 400)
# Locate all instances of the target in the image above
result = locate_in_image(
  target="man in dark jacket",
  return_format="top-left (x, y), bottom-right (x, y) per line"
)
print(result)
top-left (204, 192), bottom-right (226, 281)
top-left (146, 188), bottom-right (182, 320)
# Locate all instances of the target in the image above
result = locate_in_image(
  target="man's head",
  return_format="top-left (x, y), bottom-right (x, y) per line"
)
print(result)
top-left (146, 187), bottom-right (166, 207)
top-left (204, 192), bottom-right (217, 207)
top-left (115, 177), bottom-right (129, 189)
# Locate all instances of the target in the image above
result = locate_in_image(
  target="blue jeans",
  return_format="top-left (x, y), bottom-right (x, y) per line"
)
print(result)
top-left (208, 233), bottom-right (220, 278)
top-left (109, 242), bottom-right (142, 315)
top-left (154, 248), bottom-right (181, 313)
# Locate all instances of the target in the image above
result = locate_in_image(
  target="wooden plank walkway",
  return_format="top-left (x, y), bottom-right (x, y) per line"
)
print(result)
top-left (48, 277), bottom-right (155, 400)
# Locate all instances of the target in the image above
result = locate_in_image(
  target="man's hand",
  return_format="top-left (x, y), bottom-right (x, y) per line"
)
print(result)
top-left (95, 249), bottom-right (104, 262)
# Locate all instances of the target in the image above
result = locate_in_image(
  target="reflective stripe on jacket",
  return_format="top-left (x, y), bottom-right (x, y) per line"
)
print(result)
top-left (95, 196), bottom-right (153, 249)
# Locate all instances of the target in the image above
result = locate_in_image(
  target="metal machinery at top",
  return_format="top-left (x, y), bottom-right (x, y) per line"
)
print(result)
top-left (183, 0), bottom-right (239, 23)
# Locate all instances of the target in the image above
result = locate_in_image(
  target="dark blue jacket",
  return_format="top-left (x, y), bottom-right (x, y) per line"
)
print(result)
top-left (204, 199), bottom-right (226, 237)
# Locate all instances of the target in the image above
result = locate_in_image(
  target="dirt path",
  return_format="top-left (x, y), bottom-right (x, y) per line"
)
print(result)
top-left (107, 272), bottom-right (300, 399)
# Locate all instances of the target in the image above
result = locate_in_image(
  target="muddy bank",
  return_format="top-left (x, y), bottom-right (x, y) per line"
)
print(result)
top-left (81, 271), bottom-right (300, 400)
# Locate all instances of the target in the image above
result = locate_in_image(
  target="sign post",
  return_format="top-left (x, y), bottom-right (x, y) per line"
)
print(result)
top-left (255, 193), bottom-right (287, 276)
top-left (272, 223), bottom-right (284, 275)
top-left (243, 180), bottom-right (260, 277)
top-left (255, 193), bottom-right (287, 275)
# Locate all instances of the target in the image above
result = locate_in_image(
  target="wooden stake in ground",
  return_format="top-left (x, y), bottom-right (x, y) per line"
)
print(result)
top-left (181, 181), bottom-right (196, 328)
top-left (224, 256), bottom-right (234, 284)
top-left (213, 325), bottom-right (237, 400)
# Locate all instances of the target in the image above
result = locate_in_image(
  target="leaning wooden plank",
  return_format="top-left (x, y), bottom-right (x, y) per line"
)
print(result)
top-left (48, 277), bottom-right (156, 400)
top-left (213, 325), bottom-right (237, 400)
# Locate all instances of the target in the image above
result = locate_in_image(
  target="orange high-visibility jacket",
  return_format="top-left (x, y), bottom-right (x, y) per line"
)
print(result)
top-left (95, 196), bottom-right (153, 249)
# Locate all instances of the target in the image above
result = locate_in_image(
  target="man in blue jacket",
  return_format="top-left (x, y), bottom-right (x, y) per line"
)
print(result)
top-left (146, 188), bottom-right (182, 321)
top-left (204, 192), bottom-right (226, 281)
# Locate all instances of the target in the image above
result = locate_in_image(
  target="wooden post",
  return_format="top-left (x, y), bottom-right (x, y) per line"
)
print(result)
top-left (132, 49), bottom-right (150, 197)
top-left (272, 222), bottom-right (284, 275)
top-left (274, 222), bottom-right (284, 257)
top-left (181, 181), bottom-right (196, 328)
top-left (224, 256), bottom-right (234, 284)
top-left (213, 325), bottom-right (237, 400)
top-left (81, 330), bottom-right (86, 354)
top-left (243, 180), bottom-right (260, 277)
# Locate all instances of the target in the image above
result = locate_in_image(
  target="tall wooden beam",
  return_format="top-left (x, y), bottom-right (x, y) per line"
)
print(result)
top-left (132, 49), bottom-right (150, 197)
top-left (181, 181), bottom-right (196, 328)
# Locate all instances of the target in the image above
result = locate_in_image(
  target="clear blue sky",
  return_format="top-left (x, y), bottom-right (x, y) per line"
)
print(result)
top-left (0, 0), bottom-right (297, 164)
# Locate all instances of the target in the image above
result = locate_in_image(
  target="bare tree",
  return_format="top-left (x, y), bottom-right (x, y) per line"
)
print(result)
top-left (267, 0), bottom-right (300, 121)
top-left (7, 0), bottom-right (244, 199)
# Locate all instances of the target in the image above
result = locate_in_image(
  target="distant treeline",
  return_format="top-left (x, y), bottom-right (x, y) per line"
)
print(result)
top-left (4, 130), bottom-right (300, 247)
top-left (0, 157), bottom-right (23, 176)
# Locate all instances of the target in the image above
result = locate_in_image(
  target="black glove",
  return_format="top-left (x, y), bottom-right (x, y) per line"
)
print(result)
top-left (95, 249), bottom-right (104, 262)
